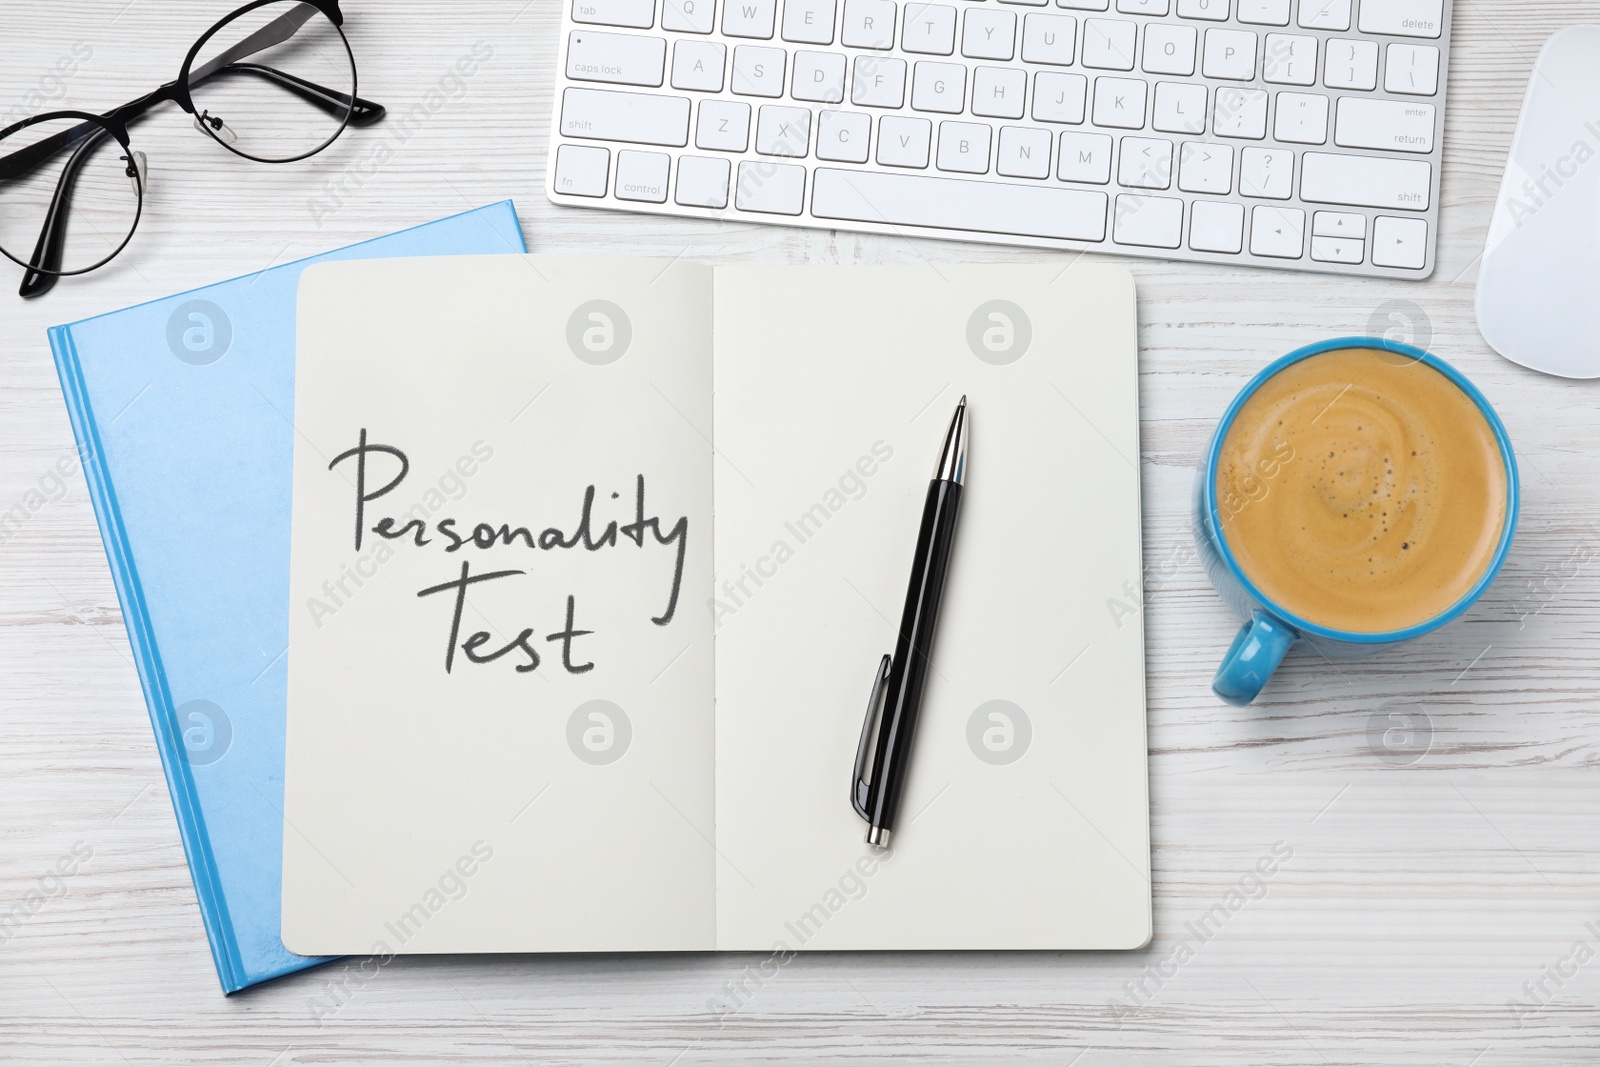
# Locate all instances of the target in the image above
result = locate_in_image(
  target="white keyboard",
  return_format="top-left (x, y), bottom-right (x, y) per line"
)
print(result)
top-left (546, 0), bottom-right (1449, 278)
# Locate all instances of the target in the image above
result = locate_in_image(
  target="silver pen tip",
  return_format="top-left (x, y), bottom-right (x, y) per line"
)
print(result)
top-left (934, 397), bottom-right (968, 485)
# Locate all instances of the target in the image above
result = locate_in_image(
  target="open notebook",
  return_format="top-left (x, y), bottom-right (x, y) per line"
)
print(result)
top-left (282, 256), bottom-right (1149, 954)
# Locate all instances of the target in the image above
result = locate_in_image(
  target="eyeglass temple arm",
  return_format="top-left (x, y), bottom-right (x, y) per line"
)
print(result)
top-left (193, 63), bottom-right (385, 126)
top-left (17, 125), bottom-right (119, 299)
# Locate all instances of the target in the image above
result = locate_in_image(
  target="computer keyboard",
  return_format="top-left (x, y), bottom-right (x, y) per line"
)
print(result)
top-left (546, 0), bottom-right (1449, 278)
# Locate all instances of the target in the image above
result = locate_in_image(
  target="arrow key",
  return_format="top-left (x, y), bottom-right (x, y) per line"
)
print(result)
top-left (1312, 210), bottom-right (1366, 239)
top-left (1372, 215), bottom-right (1427, 269)
top-left (1250, 204), bottom-right (1305, 258)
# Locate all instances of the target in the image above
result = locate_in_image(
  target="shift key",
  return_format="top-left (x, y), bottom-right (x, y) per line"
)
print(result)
top-left (1301, 152), bottom-right (1431, 210)
top-left (560, 87), bottom-right (690, 146)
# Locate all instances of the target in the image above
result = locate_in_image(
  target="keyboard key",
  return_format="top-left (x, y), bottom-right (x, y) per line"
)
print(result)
top-left (615, 149), bottom-right (671, 201)
top-left (1358, 0), bottom-right (1443, 39)
top-left (792, 50), bottom-right (847, 101)
top-left (731, 45), bottom-right (787, 95)
top-left (1335, 97), bottom-right (1434, 153)
top-left (852, 56), bottom-right (907, 105)
top-left (1262, 33), bottom-right (1316, 85)
top-left (841, 0), bottom-right (897, 47)
top-left (1059, 0), bottom-right (1111, 9)
top-left (573, 0), bottom-right (655, 28)
top-left (696, 98), bottom-right (751, 149)
top-left (675, 154), bottom-right (731, 206)
top-left (1372, 215), bottom-right (1427, 268)
top-left (1177, 140), bottom-right (1231, 192)
top-left (903, 3), bottom-right (959, 53)
top-left (1119, 136), bottom-right (1174, 189)
top-left (1273, 91), bottom-right (1328, 143)
top-left (1082, 19), bottom-right (1137, 70)
top-left (1117, 0), bottom-right (1169, 13)
top-left (671, 40), bottom-right (726, 91)
top-left (1153, 81), bottom-right (1206, 133)
top-left (553, 144), bottom-right (611, 196)
top-left (1250, 204), bottom-right (1304, 257)
top-left (1239, 145), bottom-right (1292, 198)
top-left (723, 0), bottom-right (777, 37)
top-left (1176, 0), bottom-right (1229, 19)
top-left (1311, 236), bottom-right (1364, 263)
top-left (1003, 0), bottom-right (1051, 6)
top-left (1114, 194), bottom-right (1183, 247)
top-left (756, 105), bottom-right (812, 155)
top-left (1324, 38), bottom-right (1378, 89)
top-left (663, 0), bottom-right (716, 32)
top-left (1143, 24), bottom-right (1197, 76)
top-left (963, 8), bottom-right (1018, 59)
top-left (736, 159), bottom-right (807, 212)
top-left (1092, 76), bottom-right (1147, 128)
top-left (1203, 29), bottom-right (1256, 80)
top-left (938, 121), bottom-right (993, 172)
top-left (973, 66), bottom-right (1028, 118)
top-left (1021, 13), bottom-right (1078, 65)
top-left (997, 125), bottom-right (1053, 177)
top-left (567, 31), bottom-right (666, 87)
top-left (1213, 87), bottom-right (1267, 137)
top-left (811, 167), bottom-right (1109, 240)
top-left (1300, 151), bottom-right (1430, 209)
top-left (561, 87), bottom-right (691, 145)
top-left (912, 61), bottom-right (967, 112)
top-left (1033, 71), bottom-right (1088, 122)
top-left (816, 108), bottom-right (871, 161)
top-left (1236, 0), bottom-right (1289, 24)
top-left (1298, 0), bottom-right (1350, 29)
top-left (783, 0), bottom-right (837, 43)
top-left (1312, 211), bottom-right (1364, 237)
top-left (1189, 199), bottom-right (1244, 251)
top-left (1385, 43), bottom-right (1440, 95)
top-left (879, 115), bottom-right (933, 165)
top-left (1058, 130), bottom-right (1113, 182)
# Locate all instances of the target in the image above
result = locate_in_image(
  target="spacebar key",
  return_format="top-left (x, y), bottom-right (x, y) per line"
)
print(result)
top-left (559, 87), bottom-right (689, 146)
top-left (811, 169), bottom-right (1109, 242)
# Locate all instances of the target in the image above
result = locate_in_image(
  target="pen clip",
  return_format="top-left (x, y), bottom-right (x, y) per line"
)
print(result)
top-left (852, 654), bottom-right (892, 822)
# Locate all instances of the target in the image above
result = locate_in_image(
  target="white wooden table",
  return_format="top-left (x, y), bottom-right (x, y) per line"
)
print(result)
top-left (5, 2), bottom-right (1599, 1063)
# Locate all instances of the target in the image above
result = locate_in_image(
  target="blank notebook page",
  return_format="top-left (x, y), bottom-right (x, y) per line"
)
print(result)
top-left (710, 264), bottom-right (1151, 950)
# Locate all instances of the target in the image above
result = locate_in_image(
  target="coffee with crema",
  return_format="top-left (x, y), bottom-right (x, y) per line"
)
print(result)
top-left (1217, 348), bottom-right (1507, 634)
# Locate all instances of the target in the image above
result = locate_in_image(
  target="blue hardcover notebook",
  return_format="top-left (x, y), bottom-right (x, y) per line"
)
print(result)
top-left (47, 202), bottom-right (527, 993)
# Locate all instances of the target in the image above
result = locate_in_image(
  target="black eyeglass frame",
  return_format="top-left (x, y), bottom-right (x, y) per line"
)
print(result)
top-left (0, 0), bottom-right (385, 298)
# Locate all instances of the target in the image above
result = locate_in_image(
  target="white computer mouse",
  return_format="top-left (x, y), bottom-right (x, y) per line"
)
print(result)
top-left (1477, 27), bottom-right (1600, 379)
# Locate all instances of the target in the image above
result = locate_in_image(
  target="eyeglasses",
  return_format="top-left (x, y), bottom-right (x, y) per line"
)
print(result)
top-left (0, 0), bottom-right (385, 300)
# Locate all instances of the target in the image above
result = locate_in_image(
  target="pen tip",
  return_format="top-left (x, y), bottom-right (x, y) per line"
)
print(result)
top-left (958, 394), bottom-right (967, 407)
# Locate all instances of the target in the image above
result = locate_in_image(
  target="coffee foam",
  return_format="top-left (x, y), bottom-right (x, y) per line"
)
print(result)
top-left (1217, 349), bottom-right (1507, 634)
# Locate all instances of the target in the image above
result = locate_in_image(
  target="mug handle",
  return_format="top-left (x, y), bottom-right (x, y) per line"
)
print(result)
top-left (1213, 611), bottom-right (1296, 706)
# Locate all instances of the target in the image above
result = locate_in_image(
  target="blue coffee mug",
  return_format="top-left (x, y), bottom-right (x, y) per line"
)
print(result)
top-left (1193, 337), bottom-right (1520, 706)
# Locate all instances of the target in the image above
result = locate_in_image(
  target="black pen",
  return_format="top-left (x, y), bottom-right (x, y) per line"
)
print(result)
top-left (852, 396), bottom-right (968, 849)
